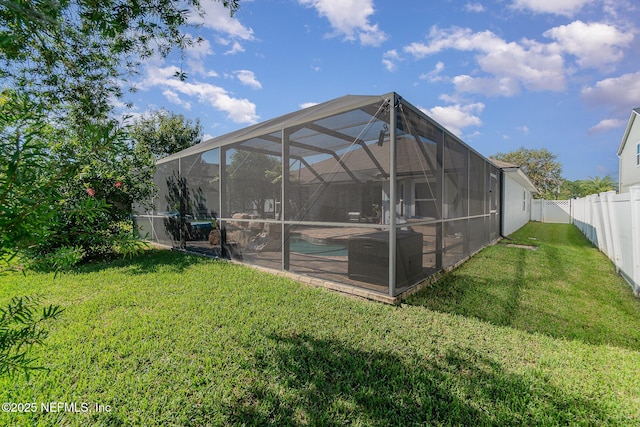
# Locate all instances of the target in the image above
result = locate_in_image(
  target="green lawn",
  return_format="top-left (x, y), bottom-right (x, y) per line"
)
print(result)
top-left (1, 223), bottom-right (639, 426)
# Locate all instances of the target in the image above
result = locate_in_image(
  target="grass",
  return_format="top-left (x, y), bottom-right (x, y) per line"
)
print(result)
top-left (0, 223), bottom-right (639, 426)
top-left (407, 223), bottom-right (640, 350)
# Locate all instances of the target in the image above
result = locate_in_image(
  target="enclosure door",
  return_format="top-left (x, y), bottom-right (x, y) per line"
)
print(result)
top-left (489, 172), bottom-right (499, 240)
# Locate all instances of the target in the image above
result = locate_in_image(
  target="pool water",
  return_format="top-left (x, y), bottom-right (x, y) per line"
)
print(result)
top-left (289, 237), bottom-right (348, 256)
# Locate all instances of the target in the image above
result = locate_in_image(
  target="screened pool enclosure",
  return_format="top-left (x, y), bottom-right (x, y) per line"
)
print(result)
top-left (135, 93), bottom-right (502, 298)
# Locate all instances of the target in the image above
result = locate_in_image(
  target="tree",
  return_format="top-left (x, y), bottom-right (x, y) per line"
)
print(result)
top-left (581, 175), bottom-right (617, 195)
top-left (1, 0), bottom-right (240, 376)
top-left (1, 0), bottom-right (240, 127)
top-left (131, 110), bottom-right (203, 159)
top-left (557, 175), bottom-right (618, 199)
top-left (0, 0), bottom-right (241, 263)
top-left (492, 147), bottom-right (563, 199)
top-left (0, 91), bottom-right (68, 377)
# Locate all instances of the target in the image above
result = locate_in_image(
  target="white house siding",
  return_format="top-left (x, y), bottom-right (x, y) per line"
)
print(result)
top-left (502, 172), bottom-right (533, 236)
top-left (619, 110), bottom-right (640, 193)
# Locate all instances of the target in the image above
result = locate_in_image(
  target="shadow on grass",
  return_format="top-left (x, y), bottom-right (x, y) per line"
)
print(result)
top-left (216, 333), bottom-right (615, 426)
top-left (73, 248), bottom-right (208, 275)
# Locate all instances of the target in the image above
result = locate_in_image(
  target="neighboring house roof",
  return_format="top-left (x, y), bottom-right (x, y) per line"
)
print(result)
top-left (489, 158), bottom-right (538, 193)
top-left (617, 107), bottom-right (640, 156)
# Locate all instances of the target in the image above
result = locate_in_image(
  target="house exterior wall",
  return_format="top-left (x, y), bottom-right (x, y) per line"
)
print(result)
top-left (619, 113), bottom-right (640, 193)
top-left (502, 172), bottom-right (532, 236)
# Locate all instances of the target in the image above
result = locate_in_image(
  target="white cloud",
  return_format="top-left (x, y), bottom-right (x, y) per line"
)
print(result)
top-left (510, 0), bottom-right (593, 16)
top-left (452, 75), bottom-right (522, 96)
top-left (190, 1), bottom-right (254, 40)
top-left (465, 3), bottom-right (485, 12)
top-left (162, 89), bottom-right (192, 110)
top-left (544, 21), bottom-right (633, 69)
top-left (186, 2), bottom-right (253, 56)
top-left (405, 27), bottom-right (566, 94)
top-left (382, 50), bottom-right (401, 72)
top-left (421, 102), bottom-right (485, 136)
top-left (601, 0), bottom-right (637, 19)
top-left (143, 65), bottom-right (259, 123)
top-left (588, 118), bottom-right (626, 134)
top-left (235, 70), bottom-right (262, 89)
top-left (224, 40), bottom-right (246, 55)
top-left (298, 0), bottom-right (388, 46)
top-left (581, 71), bottom-right (640, 114)
top-left (517, 125), bottom-right (530, 135)
top-left (310, 58), bottom-right (322, 72)
top-left (466, 130), bottom-right (481, 139)
top-left (419, 61), bottom-right (445, 82)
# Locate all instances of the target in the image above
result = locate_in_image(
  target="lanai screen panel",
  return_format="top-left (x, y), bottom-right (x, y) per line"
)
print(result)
top-left (488, 164), bottom-right (501, 241)
top-left (148, 159), bottom-right (183, 247)
top-left (221, 137), bottom-right (283, 270)
top-left (393, 103), bottom-right (443, 294)
top-left (180, 149), bottom-right (221, 254)
top-left (287, 97), bottom-right (392, 287)
top-left (443, 134), bottom-right (469, 267)
top-left (468, 152), bottom-right (487, 255)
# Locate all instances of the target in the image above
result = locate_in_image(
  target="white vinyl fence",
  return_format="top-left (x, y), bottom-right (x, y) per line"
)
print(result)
top-left (562, 187), bottom-right (640, 296)
top-left (531, 199), bottom-right (572, 223)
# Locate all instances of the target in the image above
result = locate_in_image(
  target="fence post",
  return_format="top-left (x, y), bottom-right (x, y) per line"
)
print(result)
top-left (605, 191), bottom-right (622, 273)
top-left (630, 186), bottom-right (640, 296)
top-left (570, 198), bottom-right (573, 224)
top-left (591, 194), bottom-right (602, 251)
top-left (587, 195), bottom-right (596, 244)
top-left (599, 191), bottom-right (615, 260)
top-left (604, 191), bottom-right (618, 264)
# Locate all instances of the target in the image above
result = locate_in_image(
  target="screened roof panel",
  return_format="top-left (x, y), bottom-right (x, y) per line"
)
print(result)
top-left (157, 93), bottom-right (393, 164)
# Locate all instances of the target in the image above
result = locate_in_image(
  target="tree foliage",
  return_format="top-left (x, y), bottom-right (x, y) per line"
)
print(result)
top-left (131, 110), bottom-right (203, 159)
top-left (1, 0), bottom-right (240, 376)
top-left (492, 147), bottom-right (617, 200)
top-left (0, 296), bottom-right (64, 378)
top-left (0, 90), bottom-right (61, 260)
top-left (560, 175), bottom-right (618, 199)
top-left (1, 0), bottom-right (239, 125)
top-left (492, 147), bottom-right (563, 199)
top-left (1, 0), bottom-right (240, 263)
top-left (581, 175), bottom-right (618, 195)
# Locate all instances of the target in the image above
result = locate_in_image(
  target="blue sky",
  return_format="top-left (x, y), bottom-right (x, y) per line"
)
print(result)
top-left (121, 0), bottom-right (640, 181)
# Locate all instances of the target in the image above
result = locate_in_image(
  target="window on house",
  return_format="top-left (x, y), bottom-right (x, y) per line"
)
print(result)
top-left (523, 190), bottom-right (527, 212)
top-left (637, 142), bottom-right (640, 167)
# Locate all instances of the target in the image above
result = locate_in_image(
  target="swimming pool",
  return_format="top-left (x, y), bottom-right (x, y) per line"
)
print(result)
top-left (289, 236), bottom-right (348, 257)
